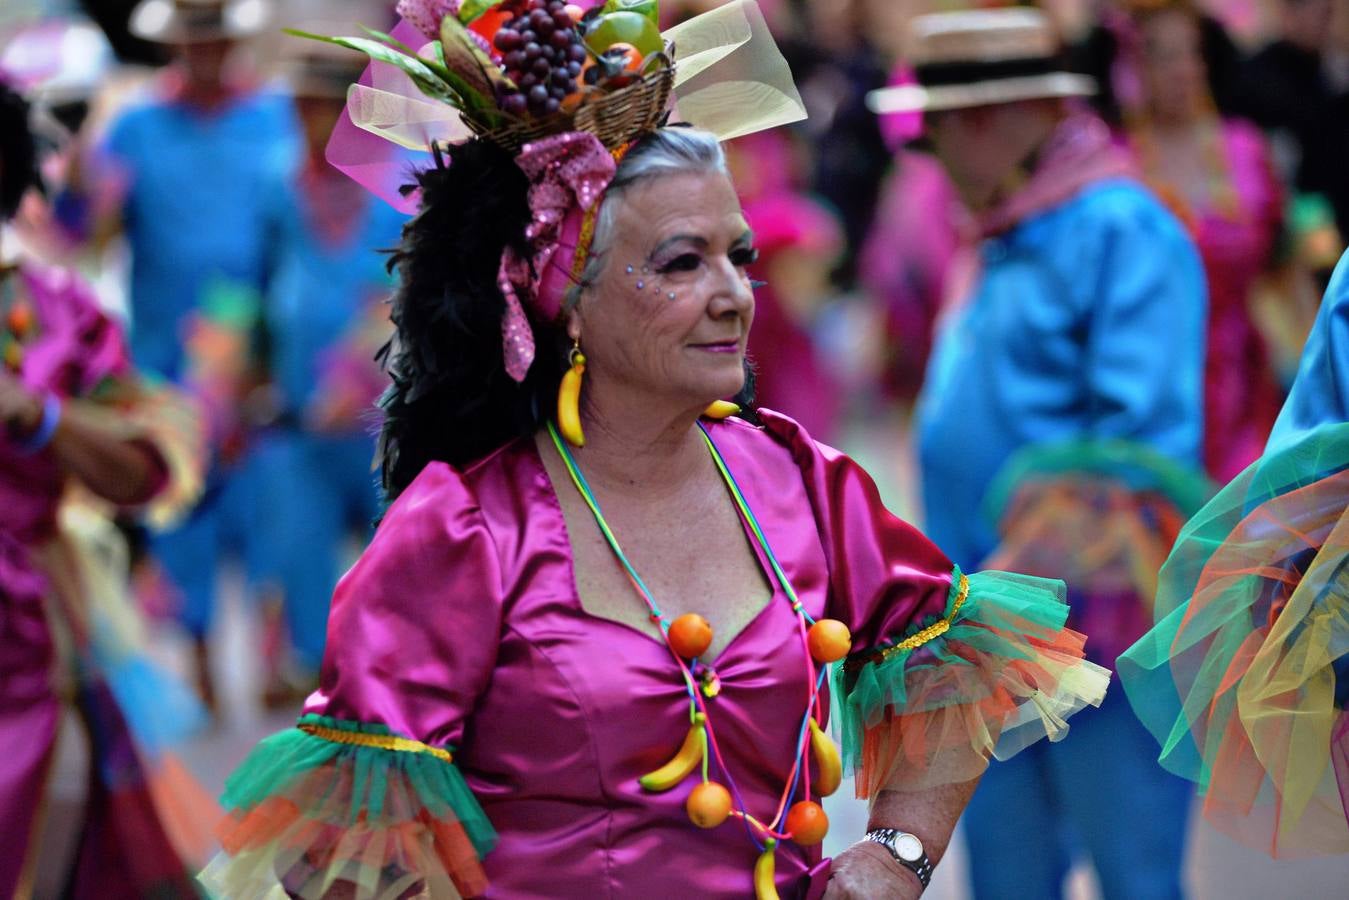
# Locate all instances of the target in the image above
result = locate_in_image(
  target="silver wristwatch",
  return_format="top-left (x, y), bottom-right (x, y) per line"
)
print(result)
top-left (863, 828), bottom-right (933, 889)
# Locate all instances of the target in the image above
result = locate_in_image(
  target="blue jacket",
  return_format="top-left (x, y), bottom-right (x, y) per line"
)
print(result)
top-left (916, 178), bottom-right (1208, 570)
top-left (102, 89), bottom-right (299, 380)
top-left (260, 166), bottom-right (404, 419)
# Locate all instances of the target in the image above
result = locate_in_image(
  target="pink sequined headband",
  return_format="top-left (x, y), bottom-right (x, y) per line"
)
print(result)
top-left (498, 133), bottom-right (633, 382)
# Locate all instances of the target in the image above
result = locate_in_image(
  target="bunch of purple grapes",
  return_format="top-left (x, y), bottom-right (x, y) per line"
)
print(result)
top-left (493, 0), bottom-right (588, 118)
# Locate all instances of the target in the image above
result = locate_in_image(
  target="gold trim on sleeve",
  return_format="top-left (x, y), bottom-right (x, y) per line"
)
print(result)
top-left (298, 722), bottom-right (454, 763)
top-left (844, 571), bottom-right (970, 672)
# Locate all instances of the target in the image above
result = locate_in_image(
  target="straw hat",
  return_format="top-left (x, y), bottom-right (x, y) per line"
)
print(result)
top-left (128, 0), bottom-right (273, 43)
top-left (282, 42), bottom-right (368, 100)
top-left (867, 8), bottom-right (1094, 114)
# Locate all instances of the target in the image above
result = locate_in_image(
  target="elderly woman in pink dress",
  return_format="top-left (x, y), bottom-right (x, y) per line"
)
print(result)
top-left (1114, 0), bottom-right (1286, 482)
top-left (202, 3), bottom-right (1110, 898)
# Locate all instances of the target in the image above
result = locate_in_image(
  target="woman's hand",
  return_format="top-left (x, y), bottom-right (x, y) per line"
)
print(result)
top-left (822, 841), bottom-right (923, 900)
top-left (0, 371), bottom-right (42, 435)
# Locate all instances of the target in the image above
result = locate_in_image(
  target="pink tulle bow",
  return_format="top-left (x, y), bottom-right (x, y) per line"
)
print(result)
top-left (498, 131), bottom-right (617, 381)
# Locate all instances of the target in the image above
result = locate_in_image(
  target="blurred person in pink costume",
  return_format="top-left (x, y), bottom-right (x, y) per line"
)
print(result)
top-left (860, 67), bottom-right (967, 404)
top-left (1113, 0), bottom-right (1286, 483)
top-left (726, 131), bottom-right (845, 441)
top-left (201, 2), bottom-right (1110, 898)
top-left (0, 80), bottom-right (212, 899)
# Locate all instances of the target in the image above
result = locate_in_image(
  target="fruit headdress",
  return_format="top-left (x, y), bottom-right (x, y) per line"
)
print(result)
top-left (294, 0), bottom-right (804, 380)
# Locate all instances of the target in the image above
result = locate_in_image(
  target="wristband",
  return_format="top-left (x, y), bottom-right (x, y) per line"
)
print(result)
top-left (15, 392), bottom-right (62, 454)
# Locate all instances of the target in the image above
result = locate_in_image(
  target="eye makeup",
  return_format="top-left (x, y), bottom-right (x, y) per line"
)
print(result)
top-left (619, 227), bottom-right (758, 303)
top-left (644, 230), bottom-right (758, 277)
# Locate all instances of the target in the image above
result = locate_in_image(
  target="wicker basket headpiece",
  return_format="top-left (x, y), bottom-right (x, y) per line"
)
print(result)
top-left (463, 52), bottom-right (676, 155)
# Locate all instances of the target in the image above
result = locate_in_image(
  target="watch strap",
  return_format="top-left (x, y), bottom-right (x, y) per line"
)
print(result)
top-left (863, 827), bottom-right (933, 889)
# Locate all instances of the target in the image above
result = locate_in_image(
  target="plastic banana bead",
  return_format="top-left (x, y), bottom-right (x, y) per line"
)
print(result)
top-left (638, 714), bottom-right (705, 792)
top-left (808, 718), bottom-right (842, 797)
top-left (753, 838), bottom-right (779, 900)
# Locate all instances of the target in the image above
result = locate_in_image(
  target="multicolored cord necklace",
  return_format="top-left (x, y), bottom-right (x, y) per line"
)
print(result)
top-left (547, 419), bottom-right (855, 898)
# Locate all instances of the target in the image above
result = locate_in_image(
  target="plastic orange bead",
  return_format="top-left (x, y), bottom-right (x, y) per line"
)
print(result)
top-left (6, 301), bottom-right (33, 337)
top-left (807, 619), bottom-right (852, 663)
top-left (785, 800), bottom-right (829, 845)
top-left (668, 613), bottom-right (713, 659)
top-left (686, 781), bottom-right (733, 829)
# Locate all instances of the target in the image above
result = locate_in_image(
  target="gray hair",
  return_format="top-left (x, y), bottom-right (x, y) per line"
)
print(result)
top-left (565, 128), bottom-right (727, 308)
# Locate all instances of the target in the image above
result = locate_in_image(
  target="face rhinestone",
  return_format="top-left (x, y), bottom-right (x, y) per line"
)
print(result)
top-left (667, 292), bottom-right (676, 300)
top-left (625, 265), bottom-right (634, 274)
top-left (636, 280), bottom-right (644, 289)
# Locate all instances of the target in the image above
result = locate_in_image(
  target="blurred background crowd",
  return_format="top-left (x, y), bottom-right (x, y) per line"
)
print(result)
top-left (3, 0), bottom-right (1349, 896)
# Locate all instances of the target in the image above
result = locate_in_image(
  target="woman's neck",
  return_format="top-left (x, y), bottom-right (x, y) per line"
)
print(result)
top-left (568, 383), bottom-right (709, 497)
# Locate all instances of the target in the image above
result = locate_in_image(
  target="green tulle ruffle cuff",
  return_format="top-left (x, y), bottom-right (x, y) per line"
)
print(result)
top-left (832, 569), bottom-right (1110, 795)
top-left (221, 713), bottom-right (495, 857)
top-left (202, 715), bottom-right (497, 899)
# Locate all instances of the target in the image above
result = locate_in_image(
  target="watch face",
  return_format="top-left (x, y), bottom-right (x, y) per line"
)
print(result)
top-left (893, 833), bottom-right (924, 863)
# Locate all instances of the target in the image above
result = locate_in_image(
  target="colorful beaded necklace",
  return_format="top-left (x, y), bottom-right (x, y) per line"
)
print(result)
top-left (1, 269), bottom-right (36, 372)
top-left (547, 419), bottom-right (852, 898)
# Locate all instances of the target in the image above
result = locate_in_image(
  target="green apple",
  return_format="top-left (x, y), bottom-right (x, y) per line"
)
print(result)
top-left (586, 10), bottom-right (662, 57)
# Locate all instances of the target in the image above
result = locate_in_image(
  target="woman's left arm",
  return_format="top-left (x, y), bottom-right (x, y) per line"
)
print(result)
top-left (825, 778), bottom-right (980, 899)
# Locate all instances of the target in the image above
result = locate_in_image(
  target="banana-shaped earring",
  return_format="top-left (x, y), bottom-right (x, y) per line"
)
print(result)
top-left (703, 400), bottom-right (740, 420)
top-left (558, 341), bottom-right (586, 448)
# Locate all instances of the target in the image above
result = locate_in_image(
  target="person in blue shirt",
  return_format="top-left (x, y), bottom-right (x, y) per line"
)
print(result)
top-left (1119, 252), bottom-right (1349, 858)
top-left (250, 44), bottom-right (403, 703)
top-left (871, 10), bottom-right (1208, 898)
top-left (80, 0), bottom-right (300, 710)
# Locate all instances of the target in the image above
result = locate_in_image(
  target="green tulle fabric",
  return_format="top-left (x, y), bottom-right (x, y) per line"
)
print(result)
top-left (221, 714), bottom-right (496, 858)
top-left (1119, 425), bottom-right (1349, 781)
top-left (982, 438), bottom-right (1213, 527)
top-left (832, 569), bottom-right (1110, 793)
top-left (1116, 424), bottom-right (1349, 855)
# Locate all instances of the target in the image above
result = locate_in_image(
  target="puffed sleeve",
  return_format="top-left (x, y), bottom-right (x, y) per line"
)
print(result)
top-left (200, 463), bottom-right (502, 899)
top-left (761, 412), bottom-right (1110, 797)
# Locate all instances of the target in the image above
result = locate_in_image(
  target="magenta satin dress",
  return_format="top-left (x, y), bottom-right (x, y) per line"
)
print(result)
top-left (1, 264), bottom-right (206, 898)
top-left (303, 410), bottom-right (953, 898)
top-left (207, 405), bottom-right (1109, 899)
